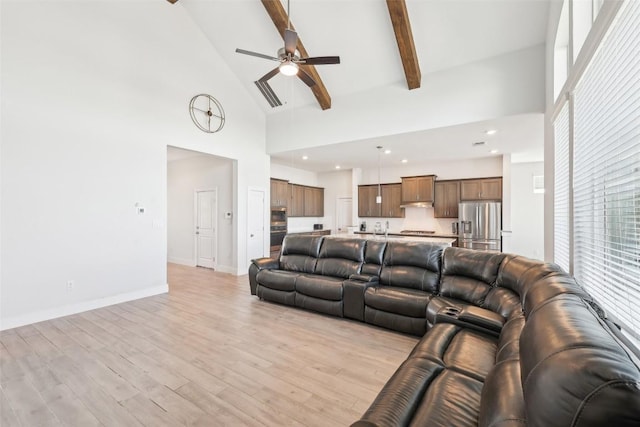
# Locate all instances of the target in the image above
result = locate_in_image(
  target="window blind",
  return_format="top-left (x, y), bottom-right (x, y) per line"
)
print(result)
top-left (573, 0), bottom-right (640, 340)
top-left (554, 103), bottom-right (571, 273)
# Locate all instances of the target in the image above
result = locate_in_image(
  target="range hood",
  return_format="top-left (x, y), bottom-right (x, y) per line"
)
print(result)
top-left (400, 201), bottom-right (434, 208)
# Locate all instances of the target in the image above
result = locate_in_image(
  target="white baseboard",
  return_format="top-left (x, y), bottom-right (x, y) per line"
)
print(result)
top-left (0, 284), bottom-right (169, 331)
top-left (215, 264), bottom-right (237, 275)
top-left (168, 256), bottom-right (196, 267)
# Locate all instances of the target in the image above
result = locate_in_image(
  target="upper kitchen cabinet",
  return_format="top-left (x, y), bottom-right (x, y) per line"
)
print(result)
top-left (381, 183), bottom-right (404, 218)
top-left (358, 184), bottom-right (404, 218)
top-left (358, 185), bottom-right (380, 217)
top-left (288, 183), bottom-right (324, 217)
top-left (270, 178), bottom-right (289, 208)
top-left (401, 175), bottom-right (435, 205)
top-left (434, 180), bottom-right (460, 218)
top-left (288, 184), bottom-right (305, 216)
top-left (460, 177), bottom-right (503, 201)
top-left (304, 186), bottom-right (324, 217)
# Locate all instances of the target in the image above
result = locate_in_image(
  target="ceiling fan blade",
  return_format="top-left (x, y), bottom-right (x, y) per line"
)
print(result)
top-left (284, 29), bottom-right (298, 56)
top-left (255, 80), bottom-right (282, 108)
top-left (298, 56), bottom-right (341, 65)
top-left (235, 48), bottom-right (279, 62)
top-left (259, 67), bottom-right (280, 82)
top-left (297, 68), bottom-right (316, 87)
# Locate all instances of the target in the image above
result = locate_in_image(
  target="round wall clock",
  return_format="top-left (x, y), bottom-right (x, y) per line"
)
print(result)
top-left (189, 94), bottom-right (225, 133)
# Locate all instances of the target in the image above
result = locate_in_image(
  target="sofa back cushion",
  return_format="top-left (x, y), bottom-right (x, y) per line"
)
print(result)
top-left (496, 255), bottom-right (563, 297)
top-left (519, 293), bottom-right (640, 427)
top-left (440, 247), bottom-right (507, 306)
top-left (279, 234), bottom-right (323, 274)
top-left (361, 241), bottom-right (387, 276)
top-left (315, 238), bottom-right (366, 279)
top-left (379, 242), bottom-right (442, 292)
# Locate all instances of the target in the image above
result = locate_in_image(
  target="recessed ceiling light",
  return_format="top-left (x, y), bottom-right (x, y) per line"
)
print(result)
top-left (335, 165), bottom-right (341, 169)
top-left (384, 149), bottom-right (391, 154)
top-left (486, 130), bottom-right (497, 135)
top-left (302, 155), bottom-right (308, 160)
top-left (401, 159), bottom-right (408, 163)
top-left (490, 149), bottom-right (499, 154)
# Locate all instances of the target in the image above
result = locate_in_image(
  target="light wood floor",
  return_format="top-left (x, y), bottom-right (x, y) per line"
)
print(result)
top-left (0, 264), bottom-right (418, 426)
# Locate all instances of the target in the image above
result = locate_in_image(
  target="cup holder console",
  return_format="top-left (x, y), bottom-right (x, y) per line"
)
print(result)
top-left (435, 305), bottom-right (505, 337)
top-left (442, 306), bottom-right (461, 317)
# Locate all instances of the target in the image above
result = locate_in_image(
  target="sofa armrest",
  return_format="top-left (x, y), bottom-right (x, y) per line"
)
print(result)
top-left (435, 305), bottom-right (505, 337)
top-left (248, 257), bottom-right (279, 295)
top-left (252, 257), bottom-right (279, 270)
top-left (348, 274), bottom-right (379, 283)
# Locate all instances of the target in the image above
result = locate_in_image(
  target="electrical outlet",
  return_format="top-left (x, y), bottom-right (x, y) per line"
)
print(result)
top-left (67, 280), bottom-right (74, 292)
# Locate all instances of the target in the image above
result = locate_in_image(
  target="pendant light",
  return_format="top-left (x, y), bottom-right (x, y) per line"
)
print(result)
top-left (376, 146), bottom-right (383, 204)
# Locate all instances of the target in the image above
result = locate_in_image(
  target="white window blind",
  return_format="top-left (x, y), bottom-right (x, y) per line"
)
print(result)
top-left (573, 0), bottom-right (640, 340)
top-left (554, 103), bottom-right (571, 273)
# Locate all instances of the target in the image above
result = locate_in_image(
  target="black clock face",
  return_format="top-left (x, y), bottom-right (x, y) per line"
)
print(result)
top-left (189, 94), bottom-right (225, 133)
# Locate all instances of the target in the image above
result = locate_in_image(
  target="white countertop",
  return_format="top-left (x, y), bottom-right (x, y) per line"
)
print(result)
top-left (327, 234), bottom-right (456, 246)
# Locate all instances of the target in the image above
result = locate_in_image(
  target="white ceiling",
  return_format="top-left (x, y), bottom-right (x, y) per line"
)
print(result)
top-left (180, 0), bottom-right (550, 171)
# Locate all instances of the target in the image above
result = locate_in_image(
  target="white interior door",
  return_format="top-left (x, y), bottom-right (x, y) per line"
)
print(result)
top-left (247, 188), bottom-right (265, 263)
top-left (336, 197), bottom-right (353, 233)
top-left (196, 190), bottom-right (217, 268)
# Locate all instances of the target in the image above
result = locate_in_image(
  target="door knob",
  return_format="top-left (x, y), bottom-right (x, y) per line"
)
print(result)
top-left (250, 234), bottom-right (254, 237)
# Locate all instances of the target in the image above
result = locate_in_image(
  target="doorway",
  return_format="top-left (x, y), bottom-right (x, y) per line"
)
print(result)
top-left (336, 197), bottom-right (353, 233)
top-left (195, 189), bottom-right (217, 269)
top-left (247, 187), bottom-right (266, 262)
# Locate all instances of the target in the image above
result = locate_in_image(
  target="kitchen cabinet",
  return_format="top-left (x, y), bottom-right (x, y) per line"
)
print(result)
top-left (270, 178), bottom-right (289, 208)
top-left (434, 180), bottom-right (460, 218)
top-left (288, 184), bottom-right (324, 217)
top-left (358, 185), bottom-right (380, 217)
top-left (304, 186), bottom-right (324, 217)
top-left (358, 184), bottom-right (404, 218)
top-left (288, 184), bottom-right (305, 216)
top-left (460, 177), bottom-right (502, 201)
top-left (401, 175), bottom-right (435, 204)
top-left (381, 184), bottom-right (404, 218)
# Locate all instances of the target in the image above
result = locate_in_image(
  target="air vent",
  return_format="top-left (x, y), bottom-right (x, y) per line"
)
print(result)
top-left (533, 175), bottom-right (545, 193)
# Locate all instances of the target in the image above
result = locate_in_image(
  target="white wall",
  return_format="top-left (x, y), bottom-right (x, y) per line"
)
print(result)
top-left (0, 1), bottom-right (268, 329)
top-left (167, 154), bottom-right (234, 272)
top-left (508, 162), bottom-right (545, 259)
top-left (267, 45), bottom-right (545, 153)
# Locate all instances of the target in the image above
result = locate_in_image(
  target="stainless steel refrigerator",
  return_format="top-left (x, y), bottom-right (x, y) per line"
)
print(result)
top-left (458, 202), bottom-right (502, 251)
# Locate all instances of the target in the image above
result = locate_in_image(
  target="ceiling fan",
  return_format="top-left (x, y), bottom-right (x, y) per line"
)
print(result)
top-left (235, 11), bottom-right (340, 108)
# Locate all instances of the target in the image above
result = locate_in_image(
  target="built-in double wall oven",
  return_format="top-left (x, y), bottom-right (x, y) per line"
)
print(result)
top-left (270, 207), bottom-right (287, 248)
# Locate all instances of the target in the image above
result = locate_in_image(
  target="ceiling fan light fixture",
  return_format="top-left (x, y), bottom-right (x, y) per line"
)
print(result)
top-left (279, 61), bottom-right (299, 76)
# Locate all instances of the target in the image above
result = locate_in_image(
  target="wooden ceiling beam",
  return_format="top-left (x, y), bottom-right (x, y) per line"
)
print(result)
top-left (386, 0), bottom-right (421, 90)
top-left (261, 0), bottom-right (332, 110)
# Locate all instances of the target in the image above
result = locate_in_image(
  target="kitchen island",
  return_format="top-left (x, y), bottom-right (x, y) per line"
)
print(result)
top-left (354, 231), bottom-right (458, 246)
top-left (336, 233), bottom-right (457, 247)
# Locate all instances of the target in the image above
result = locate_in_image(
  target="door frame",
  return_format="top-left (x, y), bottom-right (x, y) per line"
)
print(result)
top-left (247, 186), bottom-right (267, 264)
top-left (194, 188), bottom-right (218, 269)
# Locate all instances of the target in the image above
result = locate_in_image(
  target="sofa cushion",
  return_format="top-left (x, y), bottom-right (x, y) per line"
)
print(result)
top-left (365, 286), bottom-right (433, 318)
top-left (410, 323), bottom-right (497, 382)
top-left (520, 293), bottom-right (640, 427)
top-left (255, 269), bottom-right (299, 291)
top-left (496, 255), bottom-right (562, 298)
top-left (440, 247), bottom-right (507, 306)
top-left (296, 274), bottom-right (343, 301)
top-left (361, 241), bottom-right (387, 276)
top-left (315, 238), bottom-right (365, 279)
top-left (496, 314), bottom-right (525, 363)
top-left (379, 242), bottom-right (443, 292)
top-left (279, 234), bottom-right (323, 273)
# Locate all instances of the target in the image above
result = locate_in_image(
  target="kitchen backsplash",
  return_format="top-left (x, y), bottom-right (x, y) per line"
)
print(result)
top-left (358, 207), bottom-right (458, 235)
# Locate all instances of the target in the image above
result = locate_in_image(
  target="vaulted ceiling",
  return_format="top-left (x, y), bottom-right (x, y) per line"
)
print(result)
top-left (170, 0), bottom-right (551, 169)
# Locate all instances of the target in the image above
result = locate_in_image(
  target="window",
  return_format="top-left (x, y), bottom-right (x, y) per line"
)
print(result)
top-left (572, 0), bottom-right (640, 340)
top-left (554, 102), bottom-right (571, 273)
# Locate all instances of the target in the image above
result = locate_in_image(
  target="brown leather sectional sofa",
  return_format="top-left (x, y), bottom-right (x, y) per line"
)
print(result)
top-left (248, 235), bottom-right (640, 427)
